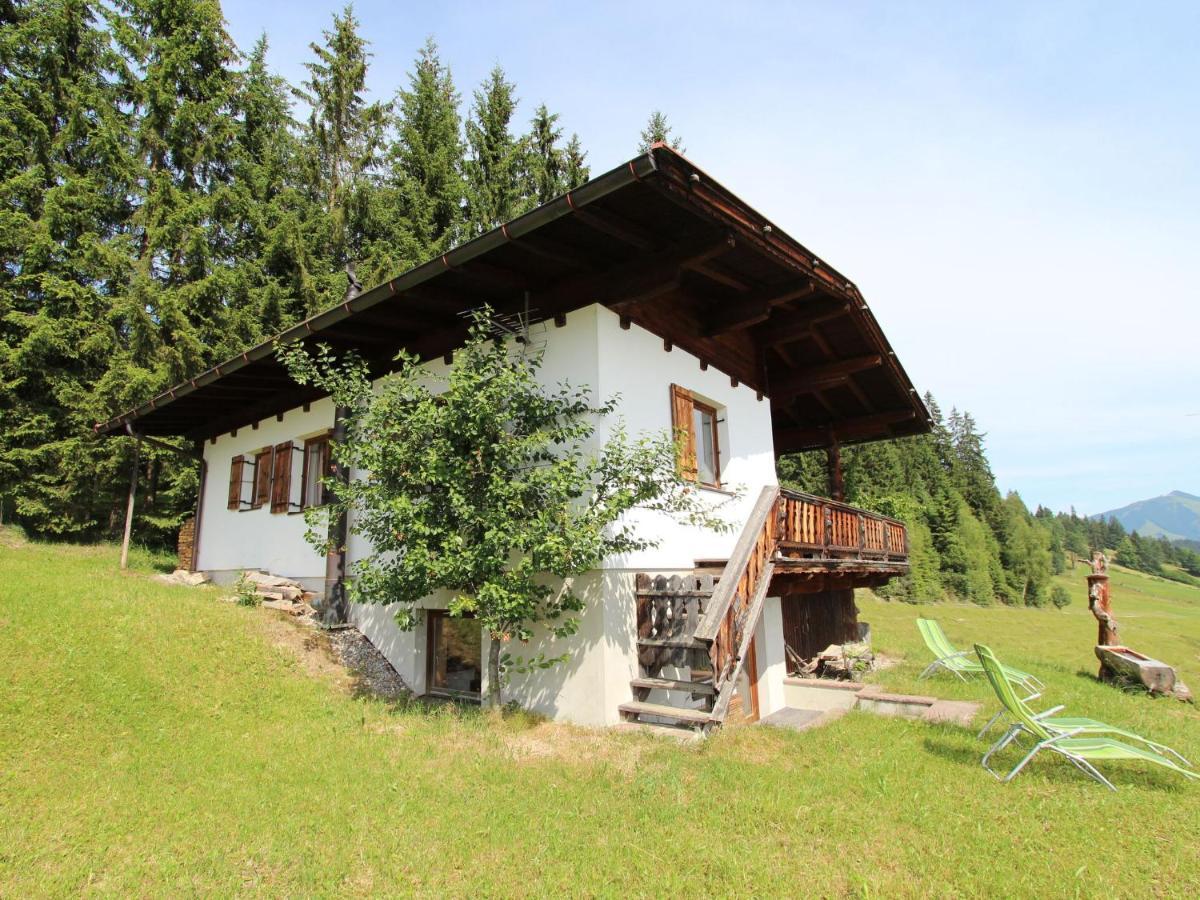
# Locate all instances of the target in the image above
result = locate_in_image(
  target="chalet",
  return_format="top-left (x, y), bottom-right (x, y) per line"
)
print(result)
top-left (96, 146), bottom-right (928, 731)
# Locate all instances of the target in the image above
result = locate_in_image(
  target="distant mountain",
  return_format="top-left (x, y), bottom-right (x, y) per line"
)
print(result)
top-left (1096, 491), bottom-right (1200, 541)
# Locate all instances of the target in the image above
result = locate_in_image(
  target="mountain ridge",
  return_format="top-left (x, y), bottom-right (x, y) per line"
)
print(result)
top-left (1096, 491), bottom-right (1200, 541)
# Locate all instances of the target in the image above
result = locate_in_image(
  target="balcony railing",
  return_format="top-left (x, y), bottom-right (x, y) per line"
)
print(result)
top-left (777, 488), bottom-right (908, 562)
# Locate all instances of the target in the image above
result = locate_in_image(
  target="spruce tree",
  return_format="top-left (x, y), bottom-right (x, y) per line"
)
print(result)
top-left (0, 0), bottom-right (139, 537)
top-left (563, 133), bottom-right (589, 190)
top-left (110, 0), bottom-right (249, 388)
top-left (389, 37), bottom-right (465, 256)
top-left (294, 4), bottom-right (388, 291)
top-left (638, 110), bottom-right (684, 152)
top-left (464, 65), bottom-right (521, 235)
top-left (230, 35), bottom-right (334, 331)
top-left (521, 103), bottom-right (566, 208)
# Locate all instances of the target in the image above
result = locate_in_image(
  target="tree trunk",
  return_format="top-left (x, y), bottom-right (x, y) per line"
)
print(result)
top-left (487, 637), bottom-right (502, 711)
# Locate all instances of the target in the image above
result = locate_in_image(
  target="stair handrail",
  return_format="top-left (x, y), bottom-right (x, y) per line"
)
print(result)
top-left (693, 485), bottom-right (781, 703)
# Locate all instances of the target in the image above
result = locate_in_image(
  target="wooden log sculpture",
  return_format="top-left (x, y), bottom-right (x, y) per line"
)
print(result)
top-left (1084, 552), bottom-right (1119, 678)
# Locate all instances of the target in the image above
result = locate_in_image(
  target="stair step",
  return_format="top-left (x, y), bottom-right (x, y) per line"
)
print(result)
top-left (637, 637), bottom-right (706, 649)
top-left (631, 677), bottom-right (715, 695)
top-left (619, 701), bottom-right (714, 725)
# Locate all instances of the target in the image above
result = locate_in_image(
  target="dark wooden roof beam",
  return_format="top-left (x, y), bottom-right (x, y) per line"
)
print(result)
top-left (775, 409), bottom-right (918, 453)
top-left (507, 233), bottom-right (594, 269)
top-left (571, 205), bottom-right (658, 251)
top-left (534, 233), bottom-right (733, 313)
top-left (701, 282), bottom-right (817, 337)
top-left (685, 259), bottom-right (751, 291)
top-left (450, 258), bottom-right (530, 292)
top-left (769, 354), bottom-right (883, 402)
top-left (757, 300), bottom-right (850, 346)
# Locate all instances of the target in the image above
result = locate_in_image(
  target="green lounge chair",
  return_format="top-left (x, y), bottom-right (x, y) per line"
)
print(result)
top-left (975, 643), bottom-right (1196, 791)
top-left (916, 618), bottom-right (1042, 694)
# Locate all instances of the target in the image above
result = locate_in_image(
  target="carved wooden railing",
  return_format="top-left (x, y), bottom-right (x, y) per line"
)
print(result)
top-left (694, 486), bottom-right (909, 724)
top-left (777, 489), bottom-right (908, 562)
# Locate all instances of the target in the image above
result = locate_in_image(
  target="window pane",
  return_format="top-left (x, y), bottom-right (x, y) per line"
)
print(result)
top-left (695, 408), bottom-right (716, 484)
top-left (430, 613), bottom-right (482, 696)
top-left (304, 442), bottom-right (324, 507)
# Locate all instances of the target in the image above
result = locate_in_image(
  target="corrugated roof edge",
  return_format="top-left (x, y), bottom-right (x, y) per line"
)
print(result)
top-left (94, 151), bottom-right (661, 436)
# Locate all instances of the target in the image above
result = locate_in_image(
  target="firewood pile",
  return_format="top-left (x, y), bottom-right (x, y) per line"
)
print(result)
top-left (237, 570), bottom-right (319, 616)
top-left (787, 641), bottom-right (876, 682)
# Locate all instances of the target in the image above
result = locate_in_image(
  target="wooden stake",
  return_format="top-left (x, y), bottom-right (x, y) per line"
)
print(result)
top-left (120, 437), bottom-right (141, 570)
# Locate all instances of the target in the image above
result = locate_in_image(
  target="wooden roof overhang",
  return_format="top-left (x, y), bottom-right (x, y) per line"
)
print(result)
top-left (96, 146), bottom-right (929, 452)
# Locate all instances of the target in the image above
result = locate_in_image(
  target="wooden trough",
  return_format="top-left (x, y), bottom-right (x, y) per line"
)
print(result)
top-left (1095, 645), bottom-right (1191, 701)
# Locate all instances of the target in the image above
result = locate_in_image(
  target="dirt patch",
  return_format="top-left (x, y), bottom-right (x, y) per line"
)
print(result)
top-left (256, 610), bottom-right (356, 691)
top-left (0, 526), bottom-right (28, 549)
top-left (503, 720), bottom-right (664, 776)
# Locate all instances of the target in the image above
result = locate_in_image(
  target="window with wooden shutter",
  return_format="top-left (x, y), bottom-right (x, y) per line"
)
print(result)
top-left (670, 384), bottom-right (723, 488)
top-left (227, 456), bottom-right (244, 510)
top-left (270, 441), bottom-right (293, 513)
top-left (669, 384), bottom-right (698, 482)
top-left (251, 447), bottom-right (274, 509)
top-left (301, 433), bottom-right (332, 509)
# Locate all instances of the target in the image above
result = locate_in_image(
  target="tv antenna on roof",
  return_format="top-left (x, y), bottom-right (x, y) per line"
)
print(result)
top-left (458, 291), bottom-right (547, 354)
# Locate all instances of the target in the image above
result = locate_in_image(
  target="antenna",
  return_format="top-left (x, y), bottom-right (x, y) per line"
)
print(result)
top-left (457, 291), bottom-right (548, 355)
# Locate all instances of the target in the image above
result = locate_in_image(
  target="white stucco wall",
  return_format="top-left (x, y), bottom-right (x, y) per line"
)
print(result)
top-left (193, 303), bottom-right (782, 726)
top-left (755, 596), bottom-right (788, 718)
top-left (196, 396), bottom-right (336, 581)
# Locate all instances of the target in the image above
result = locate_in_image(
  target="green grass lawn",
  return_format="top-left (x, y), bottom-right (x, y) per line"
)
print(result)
top-left (2, 531), bottom-right (1199, 897)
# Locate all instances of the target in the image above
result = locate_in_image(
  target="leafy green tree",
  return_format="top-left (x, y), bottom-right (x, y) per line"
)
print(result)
top-left (1050, 584), bottom-right (1071, 609)
top-left (280, 312), bottom-right (730, 710)
top-left (638, 110), bottom-right (684, 152)
top-left (464, 65), bottom-right (521, 235)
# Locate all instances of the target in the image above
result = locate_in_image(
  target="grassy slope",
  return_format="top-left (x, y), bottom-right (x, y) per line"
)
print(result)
top-left (1, 534), bottom-right (1198, 897)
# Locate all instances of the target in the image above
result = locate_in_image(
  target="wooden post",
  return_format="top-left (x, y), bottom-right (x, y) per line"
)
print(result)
top-left (1086, 551), bottom-right (1119, 678)
top-left (119, 437), bottom-right (141, 570)
top-left (190, 439), bottom-right (207, 574)
top-left (826, 436), bottom-right (845, 502)
top-left (321, 404), bottom-right (351, 626)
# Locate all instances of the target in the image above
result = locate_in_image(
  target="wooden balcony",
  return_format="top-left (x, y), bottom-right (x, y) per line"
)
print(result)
top-left (774, 488), bottom-right (908, 579)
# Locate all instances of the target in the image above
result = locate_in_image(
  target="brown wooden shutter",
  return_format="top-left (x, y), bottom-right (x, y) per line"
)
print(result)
top-left (669, 384), bottom-right (697, 481)
top-left (270, 441), bottom-right (292, 513)
top-left (227, 456), bottom-right (244, 510)
top-left (252, 447), bottom-right (274, 509)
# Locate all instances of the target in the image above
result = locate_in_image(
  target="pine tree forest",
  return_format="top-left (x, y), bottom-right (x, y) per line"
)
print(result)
top-left (4, 1), bottom-right (1193, 604)
top-left (0, 0), bottom-right (589, 542)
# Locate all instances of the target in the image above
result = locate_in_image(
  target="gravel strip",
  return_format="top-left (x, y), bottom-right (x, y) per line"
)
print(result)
top-left (327, 627), bottom-right (413, 701)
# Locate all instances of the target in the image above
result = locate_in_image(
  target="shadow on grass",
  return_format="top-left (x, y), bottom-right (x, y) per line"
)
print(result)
top-left (922, 735), bottom-right (1191, 792)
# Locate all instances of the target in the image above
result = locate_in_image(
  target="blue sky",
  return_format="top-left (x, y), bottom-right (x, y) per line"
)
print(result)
top-left (221, 1), bottom-right (1199, 516)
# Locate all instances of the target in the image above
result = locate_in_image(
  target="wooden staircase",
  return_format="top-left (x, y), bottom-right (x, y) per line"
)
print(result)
top-left (618, 485), bottom-right (910, 734)
top-left (619, 572), bottom-right (721, 730)
top-left (619, 487), bottom-right (780, 733)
